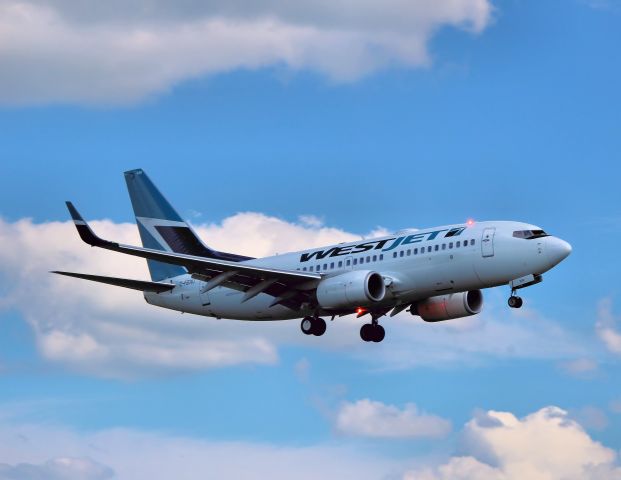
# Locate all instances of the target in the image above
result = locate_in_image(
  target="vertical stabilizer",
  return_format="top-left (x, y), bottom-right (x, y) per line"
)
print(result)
top-left (125, 169), bottom-right (203, 281)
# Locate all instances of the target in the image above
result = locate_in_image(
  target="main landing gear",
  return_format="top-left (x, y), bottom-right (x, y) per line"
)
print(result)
top-left (301, 316), bottom-right (326, 336)
top-left (360, 315), bottom-right (385, 343)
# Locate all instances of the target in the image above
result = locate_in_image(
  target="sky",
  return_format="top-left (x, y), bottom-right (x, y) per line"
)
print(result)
top-left (0, 0), bottom-right (621, 478)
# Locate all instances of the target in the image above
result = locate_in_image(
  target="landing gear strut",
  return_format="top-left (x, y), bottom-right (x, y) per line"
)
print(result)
top-left (301, 316), bottom-right (326, 336)
top-left (360, 315), bottom-right (385, 343)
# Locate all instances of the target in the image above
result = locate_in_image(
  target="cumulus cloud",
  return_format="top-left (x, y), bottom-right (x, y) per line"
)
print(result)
top-left (0, 213), bottom-right (587, 378)
top-left (0, 213), bottom-right (360, 377)
top-left (335, 398), bottom-right (451, 439)
top-left (0, 0), bottom-right (493, 105)
top-left (595, 297), bottom-right (621, 355)
top-left (408, 406), bottom-right (621, 480)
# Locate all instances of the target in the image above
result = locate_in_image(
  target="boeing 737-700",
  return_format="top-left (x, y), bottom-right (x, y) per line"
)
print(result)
top-left (53, 169), bottom-right (572, 342)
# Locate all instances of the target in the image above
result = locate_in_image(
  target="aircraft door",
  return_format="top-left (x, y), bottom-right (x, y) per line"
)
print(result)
top-left (481, 227), bottom-right (495, 257)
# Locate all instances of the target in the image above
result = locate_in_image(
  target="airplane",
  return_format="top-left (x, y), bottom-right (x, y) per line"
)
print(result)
top-left (53, 169), bottom-right (572, 343)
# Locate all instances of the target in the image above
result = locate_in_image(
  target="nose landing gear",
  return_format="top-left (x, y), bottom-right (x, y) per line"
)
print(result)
top-left (508, 290), bottom-right (523, 309)
top-left (301, 316), bottom-right (327, 336)
top-left (508, 295), bottom-right (523, 308)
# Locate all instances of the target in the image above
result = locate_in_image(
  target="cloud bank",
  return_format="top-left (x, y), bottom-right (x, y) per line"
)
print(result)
top-left (1, 406), bottom-right (619, 480)
top-left (0, 0), bottom-right (493, 105)
top-left (0, 213), bottom-right (588, 378)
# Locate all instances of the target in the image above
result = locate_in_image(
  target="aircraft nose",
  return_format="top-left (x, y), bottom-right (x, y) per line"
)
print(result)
top-left (546, 237), bottom-right (572, 266)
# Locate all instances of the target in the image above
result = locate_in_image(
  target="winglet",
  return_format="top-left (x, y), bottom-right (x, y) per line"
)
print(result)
top-left (65, 201), bottom-right (111, 247)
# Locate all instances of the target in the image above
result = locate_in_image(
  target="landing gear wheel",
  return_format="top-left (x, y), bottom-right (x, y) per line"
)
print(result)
top-left (360, 324), bottom-right (385, 342)
top-left (301, 317), bottom-right (314, 335)
top-left (372, 324), bottom-right (385, 343)
top-left (301, 317), bottom-right (326, 336)
top-left (312, 317), bottom-right (327, 336)
top-left (508, 296), bottom-right (523, 308)
top-left (360, 323), bottom-right (374, 342)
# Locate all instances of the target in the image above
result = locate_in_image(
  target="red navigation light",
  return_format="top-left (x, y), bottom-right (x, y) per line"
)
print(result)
top-left (467, 219), bottom-right (475, 226)
top-left (356, 307), bottom-right (364, 314)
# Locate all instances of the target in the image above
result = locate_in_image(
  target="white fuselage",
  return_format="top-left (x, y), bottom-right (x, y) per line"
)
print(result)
top-left (144, 220), bottom-right (571, 320)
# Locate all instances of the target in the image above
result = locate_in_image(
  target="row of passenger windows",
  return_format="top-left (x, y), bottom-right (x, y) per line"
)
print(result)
top-left (296, 239), bottom-right (476, 272)
top-left (300, 254), bottom-right (385, 271)
top-left (392, 238), bottom-right (475, 258)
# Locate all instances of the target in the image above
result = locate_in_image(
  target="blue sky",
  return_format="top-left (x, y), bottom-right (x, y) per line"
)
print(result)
top-left (0, 0), bottom-right (620, 478)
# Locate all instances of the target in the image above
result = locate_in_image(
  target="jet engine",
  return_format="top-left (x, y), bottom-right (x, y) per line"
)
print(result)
top-left (316, 270), bottom-right (386, 309)
top-left (413, 290), bottom-right (483, 322)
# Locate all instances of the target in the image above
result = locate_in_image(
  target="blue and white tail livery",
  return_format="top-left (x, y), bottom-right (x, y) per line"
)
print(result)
top-left (54, 169), bottom-right (572, 343)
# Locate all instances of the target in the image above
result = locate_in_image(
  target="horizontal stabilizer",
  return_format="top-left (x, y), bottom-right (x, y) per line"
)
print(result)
top-left (51, 271), bottom-right (175, 293)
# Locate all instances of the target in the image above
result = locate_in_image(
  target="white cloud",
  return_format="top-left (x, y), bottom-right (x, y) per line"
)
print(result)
top-left (595, 297), bottom-right (621, 355)
top-left (0, 0), bottom-right (493, 105)
top-left (0, 214), bottom-right (588, 378)
top-left (335, 399), bottom-right (451, 439)
top-left (407, 406), bottom-right (621, 480)
top-left (0, 421), bottom-right (393, 480)
top-left (0, 457), bottom-right (113, 480)
top-left (1, 406), bottom-right (620, 480)
top-left (293, 357), bottom-right (311, 382)
top-left (559, 357), bottom-right (599, 377)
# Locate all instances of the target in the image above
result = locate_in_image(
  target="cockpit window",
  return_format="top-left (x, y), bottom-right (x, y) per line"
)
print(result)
top-left (513, 229), bottom-right (549, 240)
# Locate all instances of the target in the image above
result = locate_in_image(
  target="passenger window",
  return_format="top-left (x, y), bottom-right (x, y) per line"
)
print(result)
top-left (323, 264), bottom-right (327, 270)
top-left (366, 257), bottom-right (371, 263)
top-left (414, 248), bottom-right (418, 254)
top-left (407, 249), bottom-right (411, 256)
top-left (338, 261), bottom-right (343, 268)
top-left (449, 242), bottom-right (453, 249)
top-left (346, 260), bottom-right (351, 266)
top-left (471, 239), bottom-right (475, 246)
top-left (353, 258), bottom-right (358, 265)
top-left (309, 266), bottom-right (313, 271)
top-left (442, 244), bottom-right (446, 250)
top-left (463, 241), bottom-right (468, 247)
top-left (400, 250), bottom-right (404, 257)
top-left (393, 252), bottom-right (397, 258)
top-left (428, 246), bottom-right (432, 253)
top-left (434, 245), bottom-right (439, 251)
top-left (456, 241), bottom-right (460, 248)
top-left (372, 255), bottom-right (377, 262)
top-left (330, 262), bottom-right (334, 269)
top-left (379, 254), bottom-right (383, 260)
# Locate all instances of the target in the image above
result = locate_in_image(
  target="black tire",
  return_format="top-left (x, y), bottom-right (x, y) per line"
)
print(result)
top-left (515, 297), bottom-right (523, 308)
top-left (301, 317), bottom-right (314, 335)
top-left (312, 317), bottom-right (327, 336)
top-left (508, 296), bottom-right (519, 308)
top-left (360, 324), bottom-right (373, 342)
top-left (372, 325), bottom-right (385, 343)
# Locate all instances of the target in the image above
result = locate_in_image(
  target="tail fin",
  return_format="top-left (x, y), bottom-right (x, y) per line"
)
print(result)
top-left (124, 169), bottom-right (251, 281)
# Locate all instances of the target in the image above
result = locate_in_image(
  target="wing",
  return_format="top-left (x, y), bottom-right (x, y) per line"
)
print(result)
top-left (65, 202), bottom-right (321, 310)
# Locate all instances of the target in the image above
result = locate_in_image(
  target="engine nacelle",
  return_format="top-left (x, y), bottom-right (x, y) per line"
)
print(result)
top-left (414, 290), bottom-right (483, 322)
top-left (316, 270), bottom-right (386, 309)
